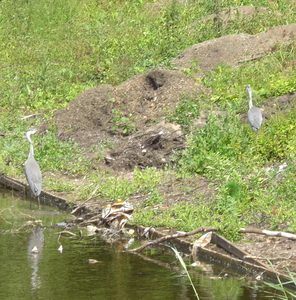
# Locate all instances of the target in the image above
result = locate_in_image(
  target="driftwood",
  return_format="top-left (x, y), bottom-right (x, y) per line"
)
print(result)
top-left (128, 226), bottom-right (216, 253)
top-left (239, 227), bottom-right (296, 240)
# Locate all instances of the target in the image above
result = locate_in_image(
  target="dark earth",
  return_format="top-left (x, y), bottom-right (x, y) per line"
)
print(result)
top-left (52, 6), bottom-right (296, 275)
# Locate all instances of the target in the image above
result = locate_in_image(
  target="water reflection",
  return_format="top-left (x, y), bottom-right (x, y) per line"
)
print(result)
top-left (27, 226), bottom-right (44, 290)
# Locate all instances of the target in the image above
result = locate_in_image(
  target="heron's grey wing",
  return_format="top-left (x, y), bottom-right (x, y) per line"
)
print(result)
top-left (247, 107), bottom-right (262, 130)
top-left (24, 158), bottom-right (42, 197)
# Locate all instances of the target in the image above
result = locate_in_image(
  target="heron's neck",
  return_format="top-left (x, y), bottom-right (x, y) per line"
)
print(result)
top-left (248, 90), bottom-right (253, 109)
top-left (28, 142), bottom-right (34, 158)
top-left (26, 132), bottom-right (34, 158)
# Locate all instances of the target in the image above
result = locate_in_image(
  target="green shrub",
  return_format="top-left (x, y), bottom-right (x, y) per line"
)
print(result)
top-left (257, 111), bottom-right (296, 161)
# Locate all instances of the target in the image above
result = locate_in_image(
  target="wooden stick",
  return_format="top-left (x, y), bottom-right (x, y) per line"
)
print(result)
top-left (128, 226), bottom-right (216, 253)
top-left (239, 227), bottom-right (296, 240)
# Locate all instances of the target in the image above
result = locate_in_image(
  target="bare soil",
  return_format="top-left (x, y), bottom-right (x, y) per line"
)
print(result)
top-left (52, 7), bottom-right (296, 274)
top-left (54, 68), bottom-right (202, 170)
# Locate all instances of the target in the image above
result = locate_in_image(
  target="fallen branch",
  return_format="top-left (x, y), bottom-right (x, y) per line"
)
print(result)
top-left (239, 227), bottom-right (296, 240)
top-left (128, 226), bottom-right (216, 253)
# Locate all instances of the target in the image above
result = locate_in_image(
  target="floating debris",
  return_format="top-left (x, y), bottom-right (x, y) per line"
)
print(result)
top-left (141, 226), bottom-right (156, 239)
top-left (86, 259), bottom-right (99, 264)
top-left (86, 225), bottom-right (99, 236)
top-left (123, 238), bottom-right (136, 250)
top-left (101, 200), bottom-right (134, 230)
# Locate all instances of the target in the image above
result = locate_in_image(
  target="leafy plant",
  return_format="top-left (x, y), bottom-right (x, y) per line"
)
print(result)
top-left (177, 112), bottom-right (252, 175)
top-left (143, 190), bottom-right (163, 207)
top-left (110, 109), bottom-right (136, 135)
top-left (168, 93), bottom-right (201, 130)
top-left (257, 111), bottom-right (296, 161)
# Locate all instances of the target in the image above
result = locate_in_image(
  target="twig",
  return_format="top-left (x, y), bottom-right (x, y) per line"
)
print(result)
top-left (239, 227), bottom-right (296, 240)
top-left (20, 113), bottom-right (41, 120)
top-left (127, 194), bottom-right (148, 200)
top-left (0, 206), bottom-right (14, 215)
top-left (128, 226), bottom-right (216, 253)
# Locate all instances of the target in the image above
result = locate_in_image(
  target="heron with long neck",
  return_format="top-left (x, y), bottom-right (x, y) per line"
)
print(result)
top-left (24, 128), bottom-right (42, 208)
top-left (245, 84), bottom-right (262, 131)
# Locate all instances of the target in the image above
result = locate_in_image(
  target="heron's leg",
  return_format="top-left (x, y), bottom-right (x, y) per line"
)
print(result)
top-left (37, 196), bottom-right (40, 209)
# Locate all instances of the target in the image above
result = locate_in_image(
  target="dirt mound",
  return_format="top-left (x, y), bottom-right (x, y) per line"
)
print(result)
top-left (54, 13), bottom-right (296, 171)
top-left (174, 23), bottom-right (296, 74)
top-left (106, 122), bottom-right (185, 170)
top-left (54, 68), bottom-right (199, 170)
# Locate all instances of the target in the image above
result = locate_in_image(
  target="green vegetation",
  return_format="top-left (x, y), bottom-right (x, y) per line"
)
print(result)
top-left (1, 0), bottom-right (296, 241)
top-left (110, 108), bottom-right (136, 135)
top-left (263, 266), bottom-right (296, 299)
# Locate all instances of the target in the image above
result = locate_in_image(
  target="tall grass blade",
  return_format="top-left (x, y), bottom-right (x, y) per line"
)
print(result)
top-left (171, 247), bottom-right (200, 300)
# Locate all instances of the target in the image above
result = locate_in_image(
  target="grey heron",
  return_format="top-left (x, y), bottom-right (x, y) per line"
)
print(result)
top-left (24, 128), bottom-right (42, 208)
top-left (245, 84), bottom-right (262, 131)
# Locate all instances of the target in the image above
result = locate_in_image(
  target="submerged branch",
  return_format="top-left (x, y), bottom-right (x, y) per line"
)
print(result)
top-left (128, 226), bottom-right (216, 253)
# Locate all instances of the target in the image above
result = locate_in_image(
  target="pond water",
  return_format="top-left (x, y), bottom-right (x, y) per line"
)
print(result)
top-left (0, 189), bottom-right (284, 300)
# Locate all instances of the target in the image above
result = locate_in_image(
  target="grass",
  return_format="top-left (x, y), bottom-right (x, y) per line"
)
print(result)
top-left (262, 266), bottom-right (296, 299)
top-left (171, 247), bottom-right (200, 299)
top-left (1, 0), bottom-right (296, 241)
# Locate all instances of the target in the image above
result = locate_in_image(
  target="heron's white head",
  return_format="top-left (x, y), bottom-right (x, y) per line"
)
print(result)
top-left (26, 128), bottom-right (40, 134)
top-left (26, 128), bottom-right (40, 144)
top-left (245, 84), bottom-right (251, 92)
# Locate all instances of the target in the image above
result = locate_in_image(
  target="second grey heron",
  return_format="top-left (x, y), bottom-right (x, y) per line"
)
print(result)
top-left (24, 128), bottom-right (42, 208)
top-left (245, 84), bottom-right (262, 131)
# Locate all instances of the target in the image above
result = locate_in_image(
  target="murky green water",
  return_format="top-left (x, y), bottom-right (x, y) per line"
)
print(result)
top-left (0, 189), bottom-right (284, 300)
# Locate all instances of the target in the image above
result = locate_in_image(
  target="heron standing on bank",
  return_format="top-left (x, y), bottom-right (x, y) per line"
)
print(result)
top-left (245, 84), bottom-right (262, 131)
top-left (24, 128), bottom-right (42, 208)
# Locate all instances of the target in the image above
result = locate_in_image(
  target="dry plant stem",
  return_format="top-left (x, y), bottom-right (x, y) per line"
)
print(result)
top-left (71, 181), bottom-right (102, 215)
top-left (80, 216), bottom-right (102, 226)
top-left (0, 206), bottom-right (14, 215)
top-left (240, 227), bottom-right (296, 240)
top-left (128, 226), bottom-right (216, 253)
